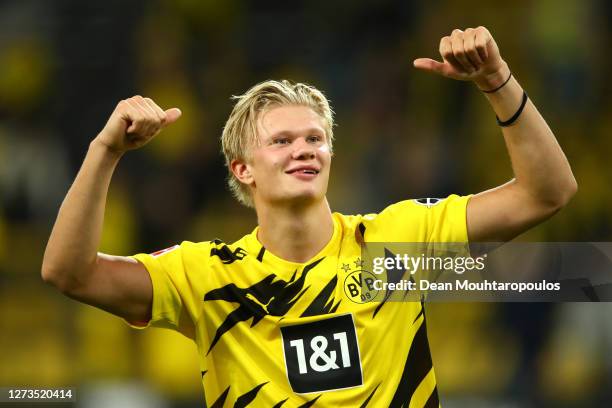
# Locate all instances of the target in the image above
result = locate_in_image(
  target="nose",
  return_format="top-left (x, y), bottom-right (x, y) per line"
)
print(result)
top-left (291, 138), bottom-right (316, 160)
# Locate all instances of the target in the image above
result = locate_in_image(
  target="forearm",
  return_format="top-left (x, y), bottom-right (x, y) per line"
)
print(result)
top-left (475, 65), bottom-right (577, 207)
top-left (415, 26), bottom-right (578, 241)
top-left (42, 138), bottom-right (123, 288)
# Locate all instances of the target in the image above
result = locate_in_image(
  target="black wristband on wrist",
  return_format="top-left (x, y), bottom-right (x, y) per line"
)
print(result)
top-left (496, 90), bottom-right (528, 127)
top-left (480, 71), bottom-right (512, 93)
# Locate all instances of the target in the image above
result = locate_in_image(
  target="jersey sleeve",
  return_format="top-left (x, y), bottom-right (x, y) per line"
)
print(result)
top-left (363, 194), bottom-right (472, 243)
top-left (363, 194), bottom-right (472, 300)
top-left (128, 241), bottom-right (213, 339)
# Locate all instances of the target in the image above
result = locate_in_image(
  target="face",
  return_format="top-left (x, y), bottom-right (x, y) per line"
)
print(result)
top-left (232, 105), bottom-right (332, 208)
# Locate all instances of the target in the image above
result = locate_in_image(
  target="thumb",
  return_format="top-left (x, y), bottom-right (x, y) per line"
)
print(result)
top-left (164, 108), bottom-right (182, 126)
top-left (413, 58), bottom-right (446, 75)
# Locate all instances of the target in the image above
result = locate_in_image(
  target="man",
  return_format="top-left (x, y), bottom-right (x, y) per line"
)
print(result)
top-left (42, 27), bottom-right (576, 407)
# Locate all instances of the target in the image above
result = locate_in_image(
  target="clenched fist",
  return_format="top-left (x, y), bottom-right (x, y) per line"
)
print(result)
top-left (94, 96), bottom-right (182, 154)
top-left (413, 26), bottom-right (510, 90)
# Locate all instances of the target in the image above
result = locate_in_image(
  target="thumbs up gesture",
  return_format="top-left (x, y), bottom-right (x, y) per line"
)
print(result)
top-left (95, 96), bottom-right (182, 154)
top-left (413, 26), bottom-right (510, 90)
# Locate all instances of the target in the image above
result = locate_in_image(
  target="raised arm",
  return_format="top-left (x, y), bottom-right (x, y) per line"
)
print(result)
top-left (414, 26), bottom-right (577, 242)
top-left (41, 96), bottom-right (181, 323)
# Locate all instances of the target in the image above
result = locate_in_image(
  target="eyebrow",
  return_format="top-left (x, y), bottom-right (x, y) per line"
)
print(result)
top-left (267, 127), bottom-right (325, 140)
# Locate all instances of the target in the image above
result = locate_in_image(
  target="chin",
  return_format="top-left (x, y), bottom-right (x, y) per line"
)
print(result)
top-left (279, 189), bottom-right (325, 206)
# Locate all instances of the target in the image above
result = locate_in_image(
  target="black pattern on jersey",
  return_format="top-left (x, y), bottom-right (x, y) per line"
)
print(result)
top-left (204, 258), bottom-right (324, 354)
top-left (359, 383), bottom-right (381, 408)
top-left (256, 246), bottom-right (266, 262)
top-left (356, 222), bottom-right (366, 245)
top-left (257, 395), bottom-right (321, 408)
top-left (208, 383), bottom-right (268, 408)
top-left (210, 239), bottom-right (247, 264)
top-left (272, 398), bottom-right (288, 408)
top-left (234, 382), bottom-right (268, 408)
top-left (388, 315), bottom-right (437, 408)
top-left (357, 224), bottom-right (413, 318)
top-left (413, 305), bottom-right (424, 324)
top-left (373, 248), bottom-right (411, 318)
top-left (424, 386), bottom-right (440, 408)
top-left (300, 275), bottom-right (341, 317)
top-left (298, 395), bottom-right (321, 407)
top-left (210, 386), bottom-right (230, 408)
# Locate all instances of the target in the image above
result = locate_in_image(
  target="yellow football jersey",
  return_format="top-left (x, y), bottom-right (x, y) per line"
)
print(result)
top-left (130, 194), bottom-right (470, 407)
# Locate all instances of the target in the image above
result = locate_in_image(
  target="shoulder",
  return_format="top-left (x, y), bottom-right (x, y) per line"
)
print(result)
top-left (336, 196), bottom-right (457, 226)
top-left (175, 232), bottom-right (257, 262)
top-left (133, 234), bottom-right (252, 266)
top-left (372, 195), bottom-right (469, 221)
top-left (335, 194), bottom-right (471, 242)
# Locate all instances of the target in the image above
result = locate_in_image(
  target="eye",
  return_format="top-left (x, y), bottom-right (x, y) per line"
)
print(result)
top-left (306, 135), bottom-right (323, 143)
top-left (272, 138), bottom-right (290, 145)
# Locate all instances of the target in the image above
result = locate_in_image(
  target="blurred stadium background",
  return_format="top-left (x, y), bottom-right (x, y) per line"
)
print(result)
top-left (1, 0), bottom-right (611, 407)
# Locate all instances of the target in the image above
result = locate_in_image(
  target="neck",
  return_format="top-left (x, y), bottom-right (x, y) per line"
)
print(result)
top-left (256, 199), bottom-right (334, 263)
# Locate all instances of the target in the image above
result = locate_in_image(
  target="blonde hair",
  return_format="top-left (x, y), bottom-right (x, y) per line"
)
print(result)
top-left (221, 79), bottom-right (335, 207)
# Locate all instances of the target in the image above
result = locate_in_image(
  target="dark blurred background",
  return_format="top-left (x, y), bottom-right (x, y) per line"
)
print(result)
top-left (1, 0), bottom-right (611, 407)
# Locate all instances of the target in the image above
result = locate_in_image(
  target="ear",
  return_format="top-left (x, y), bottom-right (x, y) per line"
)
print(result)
top-left (230, 159), bottom-right (254, 186)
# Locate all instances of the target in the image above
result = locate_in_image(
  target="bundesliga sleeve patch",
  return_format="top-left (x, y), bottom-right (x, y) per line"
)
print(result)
top-left (150, 245), bottom-right (179, 257)
top-left (412, 197), bottom-right (444, 208)
top-left (280, 314), bottom-right (363, 394)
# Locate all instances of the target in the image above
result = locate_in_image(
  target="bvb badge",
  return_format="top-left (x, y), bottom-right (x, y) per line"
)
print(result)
top-left (342, 258), bottom-right (381, 304)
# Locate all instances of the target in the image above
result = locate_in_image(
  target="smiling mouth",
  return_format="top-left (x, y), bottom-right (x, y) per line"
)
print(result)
top-left (286, 169), bottom-right (319, 175)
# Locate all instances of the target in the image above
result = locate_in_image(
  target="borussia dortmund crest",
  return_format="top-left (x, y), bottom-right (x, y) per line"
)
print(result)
top-left (342, 258), bottom-right (381, 304)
